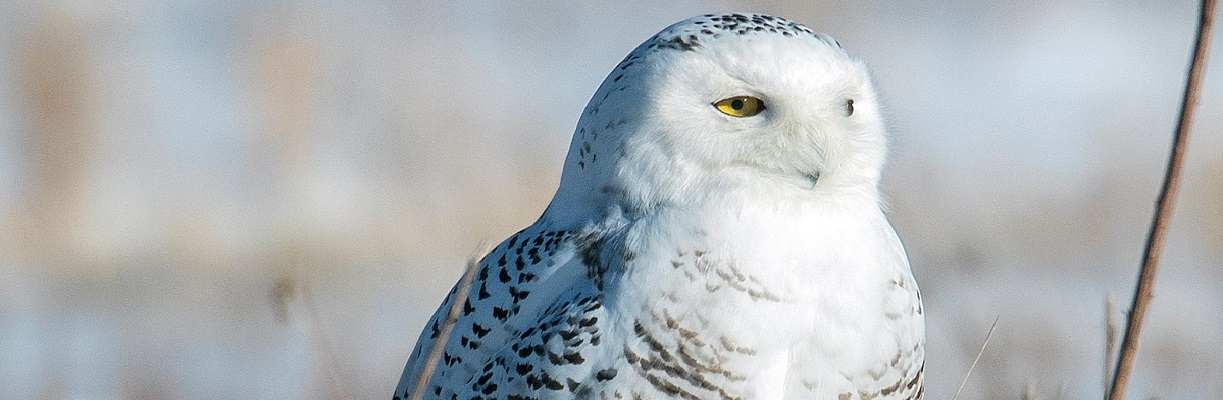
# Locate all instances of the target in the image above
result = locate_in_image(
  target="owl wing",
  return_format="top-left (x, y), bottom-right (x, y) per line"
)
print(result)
top-left (394, 224), bottom-right (602, 399)
top-left (444, 285), bottom-right (616, 399)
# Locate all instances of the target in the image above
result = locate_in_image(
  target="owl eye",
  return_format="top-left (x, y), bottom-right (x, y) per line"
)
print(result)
top-left (713, 96), bottom-right (765, 117)
top-left (845, 99), bottom-right (855, 116)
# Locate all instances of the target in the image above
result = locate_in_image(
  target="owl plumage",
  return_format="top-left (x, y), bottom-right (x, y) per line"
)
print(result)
top-left (395, 13), bottom-right (924, 400)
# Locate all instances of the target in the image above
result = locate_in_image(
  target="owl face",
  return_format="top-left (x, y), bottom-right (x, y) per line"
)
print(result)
top-left (642, 30), bottom-right (886, 190)
top-left (551, 14), bottom-right (889, 220)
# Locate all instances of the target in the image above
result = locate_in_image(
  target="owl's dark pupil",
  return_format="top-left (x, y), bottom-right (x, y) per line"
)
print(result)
top-left (731, 99), bottom-right (744, 110)
top-left (846, 99), bottom-right (855, 116)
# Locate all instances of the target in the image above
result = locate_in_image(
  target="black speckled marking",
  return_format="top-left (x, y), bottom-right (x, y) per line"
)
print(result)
top-left (644, 13), bottom-right (828, 54)
top-left (468, 293), bottom-right (610, 396)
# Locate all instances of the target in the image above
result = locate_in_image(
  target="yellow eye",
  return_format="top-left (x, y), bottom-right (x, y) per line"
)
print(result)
top-left (713, 96), bottom-right (765, 117)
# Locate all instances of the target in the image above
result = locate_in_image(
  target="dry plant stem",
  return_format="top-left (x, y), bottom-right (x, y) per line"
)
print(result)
top-left (952, 316), bottom-right (999, 400)
top-left (1104, 294), bottom-right (1118, 399)
top-left (410, 245), bottom-right (488, 400)
top-left (1108, 1), bottom-right (1215, 399)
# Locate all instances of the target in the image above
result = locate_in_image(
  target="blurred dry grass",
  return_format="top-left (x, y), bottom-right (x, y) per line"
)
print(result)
top-left (0, 1), bottom-right (1220, 399)
top-left (12, 9), bottom-right (98, 278)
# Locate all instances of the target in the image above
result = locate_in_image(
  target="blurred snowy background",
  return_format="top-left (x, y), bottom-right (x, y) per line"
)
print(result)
top-left (1, 1), bottom-right (1220, 398)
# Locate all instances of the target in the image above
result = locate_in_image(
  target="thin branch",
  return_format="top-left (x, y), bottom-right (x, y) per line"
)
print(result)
top-left (1104, 294), bottom-right (1119, 399)
top-left (1107, 1), bottom-right (1216, 399)
top-left (409, 243), bottom-right (490, 400)
top-left (953, 315), bottom-right (1000, 400)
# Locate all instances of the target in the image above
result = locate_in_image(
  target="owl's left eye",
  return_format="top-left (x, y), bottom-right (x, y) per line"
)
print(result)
top-left (845, 99), bottom-right (855, 116)
top-left (713, 96), bottom-right (765, 118)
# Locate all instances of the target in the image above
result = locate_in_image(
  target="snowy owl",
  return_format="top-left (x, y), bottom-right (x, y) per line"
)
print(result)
top-left (395, 13), bottom-right (924, 400)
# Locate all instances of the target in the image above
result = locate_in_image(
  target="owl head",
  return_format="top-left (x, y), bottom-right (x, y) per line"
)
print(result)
top-left (547, 13), bottom-right (889, 223)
